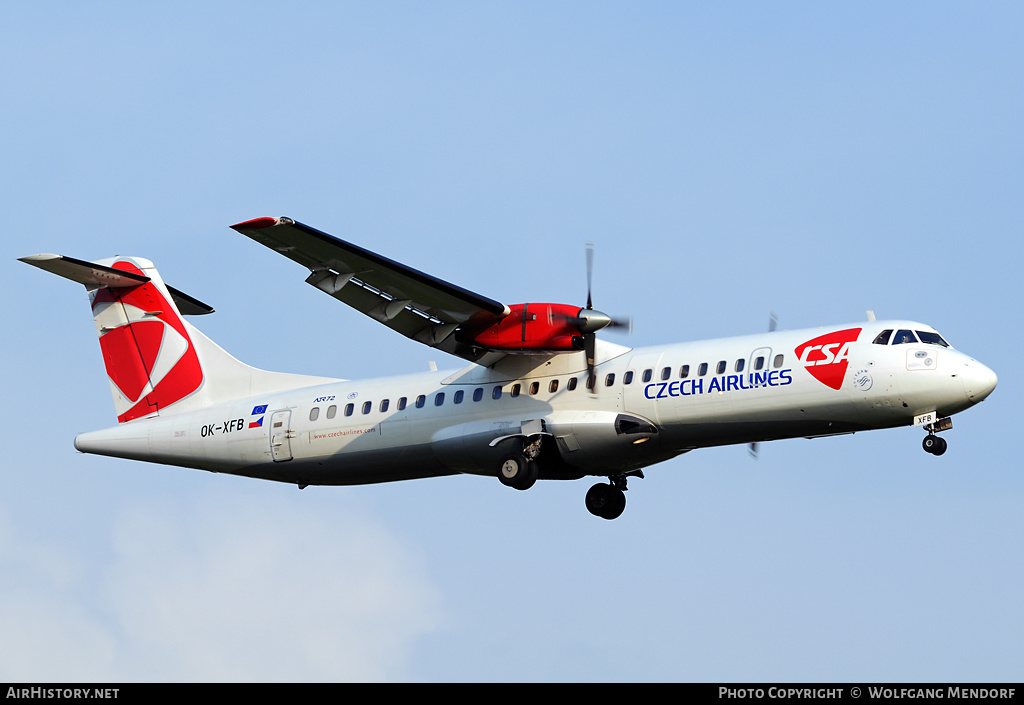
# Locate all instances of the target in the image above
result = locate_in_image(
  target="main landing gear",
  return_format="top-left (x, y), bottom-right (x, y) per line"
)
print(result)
top-left (494, 436), bottom-right (644, 519)
top-left (585, 470), bottom-right (644, 520)
top-left (498, 451), bottom-right (538, 490)
top-left (497, 435), bottom-right (543, 491)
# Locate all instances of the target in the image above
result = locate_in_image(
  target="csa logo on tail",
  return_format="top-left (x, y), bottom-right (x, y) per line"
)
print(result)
top-left (93, 260), bottom-right (204, 422)
top-left (794, 328), bottom-right (862, 390)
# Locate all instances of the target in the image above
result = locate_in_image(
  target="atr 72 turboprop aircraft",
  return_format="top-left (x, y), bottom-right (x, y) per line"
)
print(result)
top-left (21, 217), bottom-right (997, 519)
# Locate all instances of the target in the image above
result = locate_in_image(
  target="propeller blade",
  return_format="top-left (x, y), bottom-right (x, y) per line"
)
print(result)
top-left (578, 242), bottom-right (630, 393)
top-left (585, 242), bottom-right (594, 310)
top-left (607, 316), bottom-right (633, 334)
top-left (584, 332), bottom-right (597, 393)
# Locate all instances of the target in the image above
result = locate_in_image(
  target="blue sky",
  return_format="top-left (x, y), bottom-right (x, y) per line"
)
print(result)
top-left (2, 2), bottom-right (1021, 681)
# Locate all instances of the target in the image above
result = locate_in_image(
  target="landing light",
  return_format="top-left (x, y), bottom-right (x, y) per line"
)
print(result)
top-left (632, 437), bottom-right (650, 445)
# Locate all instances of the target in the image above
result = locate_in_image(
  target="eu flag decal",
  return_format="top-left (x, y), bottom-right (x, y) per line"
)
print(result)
top-left (252, 404), bottom-right (269, 415)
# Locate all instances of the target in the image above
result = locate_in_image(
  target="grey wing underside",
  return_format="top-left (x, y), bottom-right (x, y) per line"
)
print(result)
top-left (230, 217), bottom-right (511, 365)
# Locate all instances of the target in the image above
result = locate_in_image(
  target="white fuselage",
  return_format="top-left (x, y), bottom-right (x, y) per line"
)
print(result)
top-left (73, 320), bottom-right (997, 487)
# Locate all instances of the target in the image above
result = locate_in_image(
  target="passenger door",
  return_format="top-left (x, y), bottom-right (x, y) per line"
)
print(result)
top-left (270, 410), bottom-right (293, 462)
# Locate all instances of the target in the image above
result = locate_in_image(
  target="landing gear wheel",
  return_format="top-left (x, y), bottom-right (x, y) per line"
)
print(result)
top-left (585, 483), bottom-right (626, 520)
top-left (923, 435), bottom-right (947, 456)
top-left (498, 453), bottom-right (538, 490)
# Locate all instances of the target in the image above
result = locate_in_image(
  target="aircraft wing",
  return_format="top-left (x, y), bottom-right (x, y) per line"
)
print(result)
top-left (231, 217), bottom-right (511, 363)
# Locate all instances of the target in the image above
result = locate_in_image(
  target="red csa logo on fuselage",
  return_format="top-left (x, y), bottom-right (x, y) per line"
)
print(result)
top-left (794, 328), bottom-right (862, 390)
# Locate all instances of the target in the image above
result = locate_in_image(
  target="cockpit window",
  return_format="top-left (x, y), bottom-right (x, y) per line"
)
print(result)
top-left (892, 329), bottom-right (918, 345)
top-left (872, 329), bottom-right (893, 345)
top-left (916, 331), bottom-right (950, 347)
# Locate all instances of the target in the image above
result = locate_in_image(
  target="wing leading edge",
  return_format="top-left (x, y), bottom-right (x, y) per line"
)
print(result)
top-left (231, 217), bottom-right (512, 364)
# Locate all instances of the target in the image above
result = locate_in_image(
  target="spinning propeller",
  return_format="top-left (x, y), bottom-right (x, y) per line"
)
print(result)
top-left (579, 242), bottom-right (632, 391)
top-left (461, 243), bottom-right (630, 368)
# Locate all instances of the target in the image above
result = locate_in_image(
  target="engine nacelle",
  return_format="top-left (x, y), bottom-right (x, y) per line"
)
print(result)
top-left (461, 303), bottom-right (585, 352)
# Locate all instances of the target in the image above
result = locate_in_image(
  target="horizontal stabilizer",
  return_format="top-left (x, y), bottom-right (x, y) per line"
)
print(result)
top-left (20, 254), bottom-right (214, 315)
top-left (165, 284), bottom-right (215, 316)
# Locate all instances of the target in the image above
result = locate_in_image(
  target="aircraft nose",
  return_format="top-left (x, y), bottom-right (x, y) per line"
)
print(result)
top-left (961, 360), bottom-right (998, 404)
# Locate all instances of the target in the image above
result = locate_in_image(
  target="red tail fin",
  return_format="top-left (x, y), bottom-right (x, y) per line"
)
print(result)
top-left (22, 252), bottom-right (342, 425)
top-left (90, 259), bottom-right (204, 422)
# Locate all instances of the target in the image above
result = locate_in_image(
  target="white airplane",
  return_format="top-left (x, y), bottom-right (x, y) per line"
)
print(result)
top-left (21, 217), bottom-right (998, 519)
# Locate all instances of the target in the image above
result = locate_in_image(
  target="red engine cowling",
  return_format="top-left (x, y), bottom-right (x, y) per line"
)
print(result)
top-left (462, 303), bottom-right (586, 352)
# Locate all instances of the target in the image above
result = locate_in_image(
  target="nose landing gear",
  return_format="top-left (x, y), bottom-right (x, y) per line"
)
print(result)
top-left (920, 416), bottom-right (952, 456)
top-left (922, 434), bottom-right (947, 456)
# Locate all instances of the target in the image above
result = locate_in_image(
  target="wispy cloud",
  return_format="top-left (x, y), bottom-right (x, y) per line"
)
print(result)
top-left (0, 492), bottom-right (443, 682)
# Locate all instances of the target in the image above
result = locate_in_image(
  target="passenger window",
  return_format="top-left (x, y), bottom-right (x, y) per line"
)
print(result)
top-left (415, 395), bottom-right (426, 409)
top-left (511, 384), bottom-right (521, 398)
top-left (586, 375), bottom-right (596, 390)
top-left (397, 397), bottom-right (407, 411)
top-left (529, 381), bottom-right (539, 395)
top-left (698, 363), bottom-right (708, 376)
top-left (309, 407), bottom-right (319, 422)
top-left (716, 360), bottom-right (726, 374)
top-left (680, 365), bottom-right (689, 379)
top-left (362, 401), bottom-right (371, 414)
top-left (549, 379), bottom-right (559, 393)
top-left (473, 387), bottom-right (483, 402)
top-left (642, 369), bottom-right (653, 383)
top-left (735, 359), bottom-right (744, 373)
top-left (773, 354), bottom-right (784, 368)
top-left (434, 393), bottom-right (445, 406)
top-left (605, 373), bottom-right (615, 386)
top-left (893, 329), bottom-right (918, 345)
top-left (327, 405), bottom-right (337, 419)
top-left (624, 371), bottom-right (634, 385)
top-left (344, 403), bottom-right (354, 417)
top-left (916, 331), bottom-right (950, 347)
top-left (454, 390), bottom-right (464, 404)
top-left (872, 329), bottom-right (893, 345)
top-left (567, 377), bottom-right (578, 391)
top-left (754, 356), bottom-right (764, 371)
top-left (492, 386), bottom-right (502, 400)
top-left (380, 399), bottom-right (389, 413)
top-left (661, 367), bottom-right (671, 380)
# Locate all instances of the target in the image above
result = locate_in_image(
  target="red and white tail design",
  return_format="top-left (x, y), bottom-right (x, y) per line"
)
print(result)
top-left (88, 257), bottom-right (205, 421)
top-left (21, 253), bottom-right (340, 423)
